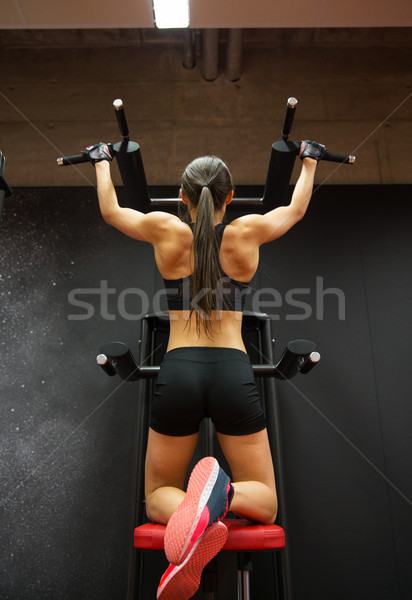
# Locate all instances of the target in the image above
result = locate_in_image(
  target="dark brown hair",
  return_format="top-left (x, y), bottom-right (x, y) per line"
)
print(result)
top-left (179, 156), bottom-right (233, 336)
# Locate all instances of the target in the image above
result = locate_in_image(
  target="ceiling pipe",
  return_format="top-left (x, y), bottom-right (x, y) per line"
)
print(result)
top-left (182, 29), bottom-right (195, 69)
top-left (226, 28), bottom-right (243, 81)
top-left (202, 29), bottom-right (219, 81)
top-left (193, 29), bottom-right (202, 60)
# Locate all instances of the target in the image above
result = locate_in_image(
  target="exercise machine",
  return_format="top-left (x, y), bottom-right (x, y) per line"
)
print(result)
top-left (58, 98), bottom-right (352, 597)
top-left (0, 151), bottom-right (12, 221)
top-left (96, 313), bottom-right (320, 600)
top-left (57, 97), bottom-right (355, 211)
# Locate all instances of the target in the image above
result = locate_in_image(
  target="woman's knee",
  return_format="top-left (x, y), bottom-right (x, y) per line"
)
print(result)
top-left (258, 484), bottom-right (278, 524)
top-left (230, 480), bottom-right (278, 524)
top-left (145, 486), bottom-right (186, 525)
top-left (267, 492), bottom-right (278, 524)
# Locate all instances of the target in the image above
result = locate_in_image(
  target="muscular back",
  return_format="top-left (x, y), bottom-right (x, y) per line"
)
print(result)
top-left (153, 216), bottom-right (260, 284)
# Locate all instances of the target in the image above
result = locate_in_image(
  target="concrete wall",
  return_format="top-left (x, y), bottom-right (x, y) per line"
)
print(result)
top-left (0, 28), bottom-right (411, 189)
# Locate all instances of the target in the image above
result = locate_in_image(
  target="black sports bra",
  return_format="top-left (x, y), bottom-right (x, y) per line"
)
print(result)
top-left (163, 223), bottom-right (251, 312)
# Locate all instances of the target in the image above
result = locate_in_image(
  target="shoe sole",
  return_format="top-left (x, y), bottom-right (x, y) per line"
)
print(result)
top-left (164, 457), bottom-right (221, 565)
top-left (157, 521), bottom-right (228, 600)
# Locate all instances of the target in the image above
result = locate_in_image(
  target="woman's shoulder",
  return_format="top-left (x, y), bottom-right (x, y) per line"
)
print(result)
top-left (221, 216), bottom-right (263, 250)
top-left (151, 215), bottom-right (193, 277)
top-left (145, 211), bottom-right (187, 230)
top-left (225, 214), bottom-right (263, 236)
top-left (145, 212), bottom-right (192, 244)
top-left (220, 219), bottom-right (260, 280)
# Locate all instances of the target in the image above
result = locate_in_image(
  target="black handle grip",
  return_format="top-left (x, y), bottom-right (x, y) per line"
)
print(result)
top-left (96, 354), bottom-right (117, 377)
top-left (57, 144), bottom-right (116, 167)
top-left (282, 97), bottom-right (298, 140)
top-left (298, 351), bottom-right (321, 374)
top-left (323, 151), bottom-right (355, 164)
top-left (113, 99), bottom-right (130, 142)
top-left (295, 142), bottom-right (355, 165)
top-left (57, 153), bottom-right (88, 166)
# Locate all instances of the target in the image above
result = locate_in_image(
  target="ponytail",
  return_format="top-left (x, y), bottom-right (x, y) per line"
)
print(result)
top-left (180, 156), bottom-right (233, 337)
top-left (191, 187), bottom-right (221, 336)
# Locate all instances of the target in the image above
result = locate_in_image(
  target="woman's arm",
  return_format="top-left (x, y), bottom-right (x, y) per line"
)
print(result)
top-left (93, 156), bottom-right (178, 244)
top-left (260, 157), bottom-right (317, 240)
top-left (230, 141), bottom-right (325, 245)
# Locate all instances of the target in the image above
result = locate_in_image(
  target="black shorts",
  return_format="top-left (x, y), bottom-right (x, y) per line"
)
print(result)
top-left (150, 347), bottom-right (266, 437)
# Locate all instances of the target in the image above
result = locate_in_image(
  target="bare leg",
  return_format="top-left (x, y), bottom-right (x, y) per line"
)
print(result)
top-left (217, 429), bottom-right (278, 524)
top-left (145, 428), bottom-right (277, 525)
top-left (145, 428), bottom-right (199, 524)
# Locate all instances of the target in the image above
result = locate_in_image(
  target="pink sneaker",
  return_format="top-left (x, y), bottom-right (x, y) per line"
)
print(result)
top-left (157, 521), bottom-right (228, 600)
top-left (164, 457), bottom-right (233, 566)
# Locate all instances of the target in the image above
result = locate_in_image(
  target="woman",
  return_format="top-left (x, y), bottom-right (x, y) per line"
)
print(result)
top-left (88, 140), bottom-right (325, 599)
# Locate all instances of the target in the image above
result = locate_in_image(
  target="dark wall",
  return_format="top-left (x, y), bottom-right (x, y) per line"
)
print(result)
top-left (260, 185), bottom-right (412, 600)
top-left (0, 188), bottom-right (157, 600)
top-left (0, 185), bottom-right (411, 599)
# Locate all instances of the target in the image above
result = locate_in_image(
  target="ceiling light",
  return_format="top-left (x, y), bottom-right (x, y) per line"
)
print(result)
top-left (152, 0), bottom-right (190, 29)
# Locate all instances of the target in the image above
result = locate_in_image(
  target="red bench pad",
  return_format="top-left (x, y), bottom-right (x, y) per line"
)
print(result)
top-left (134, 519), bottom-right (285, 552)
